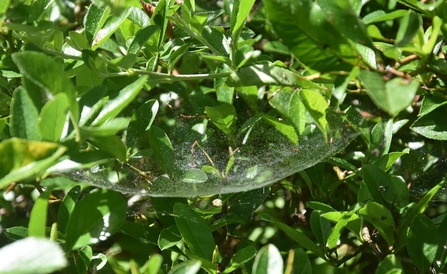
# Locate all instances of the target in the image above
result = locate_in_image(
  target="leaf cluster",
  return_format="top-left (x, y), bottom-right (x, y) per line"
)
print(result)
top-left (1, 0), bottom-right (447, 273)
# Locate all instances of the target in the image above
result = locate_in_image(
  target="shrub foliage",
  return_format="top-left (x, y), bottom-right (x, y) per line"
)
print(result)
top-left (1, 0), bottom-right (447, 273)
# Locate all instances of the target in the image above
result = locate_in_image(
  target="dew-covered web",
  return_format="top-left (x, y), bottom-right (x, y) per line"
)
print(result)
top-left (68, 117), bottom-right (361, 197)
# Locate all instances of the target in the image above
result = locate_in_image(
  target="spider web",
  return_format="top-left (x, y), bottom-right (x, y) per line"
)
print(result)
top-left (68, 118), bottom-right (361, 197)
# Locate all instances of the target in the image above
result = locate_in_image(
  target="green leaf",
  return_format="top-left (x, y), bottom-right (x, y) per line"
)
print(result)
top-left (205, 103), bottom-right (236, 137)
top-left (300, 89), bottom-right (328, 139)
top-left (226, 187), bottom-right (269, 231)
top-left (264, 0), bottom-right (361, 72)
top-left (158, 226), bottom-right (182, 251)
top-left (75, 245), bottom-right (93, 274)
top-left (12, 52), bottom-right (78, 120)
top-left (370, 119), bottom-right (393, 157)
top-left (181, 0), bottom-right (195, 25)
top-left (252, 244), bottom-right (283, 274)
top-left (0, 91), bottom-right (10, 117)
top-left (128, 25), bottom-right (160, 54)
top-left (376, 254), bottom-right (403, 274)
top-left (168, 260), bottom-right (201, 274)
top-left (328, 157), bottom-right (358, 172)
top-left (290, 248), bottom-right (312, 274)
top-left (150, 0), bottom-right (172, 48)
top-left (322, 211), bottom-right (361, 248)
top-left (80, 117), bottom-right (130, 138)
top-left (215, 64), bottom-right (234, 104)
top-left (173, 203), bottom-right (215, 261)
top-left (92, 76), bottom-right (148, 126)
top-left (0, 237), bottom-right (67, 274)
top-left (269, 87), bottom-right (306, 135)
top-left (227, 62), bottom-right (321, 88)
top-left (310, 211), bottom-right (332, 247)
top-left (38, 93), bottom-right (69, 142)
top-left (148, 125), bottom-right (179, 177)
top-left (397, 179), bottom-right (447, 250)
top-left (128, 6), bottom-right (151, 28)
top-left (359, 70), bottom-right (419, 116)
top-left (201, 26), bottom-right (230, 57)
top-left (69, 31), bottom-right (90, 50)
top-left (89, 135), bottom-right (127, 162)
top-left (224, 245), bottom-right (257, 273)
top-left (373, 149), bottom-right (410, 172)
top-left (362, 164), bottom-right (408, 207)
top-left (10, 87), bottom-right (40, 140)
top-left (395, 10), bottom-right (422, 47)
top-left (306, 201), bottom-right (336, 213)
top-left (180, 169), bottom-right (208, 184)
top-left (435, 214), bottom-right (447, 270)
top-left (144, 254), bottom-right (163, 273)
top-left (65, 189), bottom-right (127, 251)
top-left (418, 95), bottom-right (447, 117)
top-left (92, 7), bottom-right (132, 49)
top-left (0, 0), bottom-right (10, 14)
top-left (316, 0), bottom-right (373, 48)
top-left (4, 227), bottom-right (28, 242)
top-left (29, 187), bottom-right (55, 237)
top-left (168, 43), bottom-right (191, 73)
top-left (411, 105), bottom-right (447, 140)
top-left (258, 213), bottom-right (325, 258)
top-left (0, 139), bottom-right (67, 190)
top-left (260, 113), bottom-right (298, 145)
top-left (78, 85), bottom-right (108, 126)
top-left (75, 64), bottom-right (104, 89)
top-left (422, 16), bottom-right (442, 55)
top-left (57, 185), bottom-right (82, 234)
top-left (127, 99), bottom-right (159, 147)
top-left (407, 214), bottom-right (438, 273)
top-left (262, 41), bottom-right (290, 55)
top-left (231, 0), bottom-right (256, 47)
top-left (84, 4), bottom-right (111, 47)
top-left (359, 202), bottom-right (395, 246)
top-left (363, 10), bottom-right (408, 24)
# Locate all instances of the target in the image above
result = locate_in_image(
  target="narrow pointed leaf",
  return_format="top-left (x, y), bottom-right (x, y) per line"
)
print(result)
top-left (29, 187), bottom-right (55, 237)
top-left (92, 76), bottom-right (148, 126)
top-left (258, 213), bottom-right (325, 258)
top-left (173, 203), bottom-right (215, 261)
top-left (10, 87), bottom-right (40, 140)
top-left (84, 4), bottom-right (110, 47)
top-left (38, 93), bottom-right (69, 142)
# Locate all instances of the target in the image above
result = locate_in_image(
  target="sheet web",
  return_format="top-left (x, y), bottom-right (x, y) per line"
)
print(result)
top-left (69, 118), bottom-right (361, 197)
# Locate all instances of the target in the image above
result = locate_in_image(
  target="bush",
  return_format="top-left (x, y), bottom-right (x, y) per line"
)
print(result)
top-left (1, 0), bottom-right (447, 273)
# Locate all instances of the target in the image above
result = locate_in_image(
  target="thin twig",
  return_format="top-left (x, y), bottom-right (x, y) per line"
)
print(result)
top-left (191, 141), bottom-right (215, 167)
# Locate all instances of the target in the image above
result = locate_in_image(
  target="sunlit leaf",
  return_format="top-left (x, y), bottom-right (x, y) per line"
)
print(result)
top-left (65, 189), bottom-right (127, 251)
top-left (92, 76), bottom-right (148, 126)
top-left (205, 103), bottom-right (236, 137)
top-left (359, 70), bottom-right (419, 116)
top-left (0, 139), bottom-right (66, 189)
top-left (28, 187), bottom-right (55, 238)
top-left (0, 238), bottom-right (67, 274)
top-left (252, 244), bottom-right (283, 274)
top-left (38, 93), bottom-right (69, 142)
top-left (359, 202), bottom-right (395, 246)
top-left (264, 0), bottom-right (363, 72)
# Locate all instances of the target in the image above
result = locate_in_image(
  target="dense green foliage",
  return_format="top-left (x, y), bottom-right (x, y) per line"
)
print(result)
top-left (1, 0), bottom-right (447, 273)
